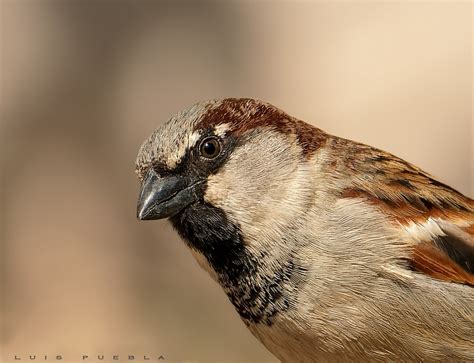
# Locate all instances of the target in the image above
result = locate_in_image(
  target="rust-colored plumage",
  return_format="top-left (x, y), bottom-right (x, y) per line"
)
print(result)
top-left (411, 242), bottom-right (474, 286)
top-left (197, 98), bottom-right (328, 158)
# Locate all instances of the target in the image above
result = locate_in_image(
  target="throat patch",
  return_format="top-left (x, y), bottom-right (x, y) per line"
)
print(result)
top-left (170, 203), bottom-right (303, 325)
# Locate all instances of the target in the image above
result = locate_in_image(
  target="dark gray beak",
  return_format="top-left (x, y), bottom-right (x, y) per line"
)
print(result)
top-left (137, 169), bottom-right (199, 220)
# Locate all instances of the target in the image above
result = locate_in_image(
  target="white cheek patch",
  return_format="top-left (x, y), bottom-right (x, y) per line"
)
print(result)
top-left (203, 130), bottom-right (313, 252)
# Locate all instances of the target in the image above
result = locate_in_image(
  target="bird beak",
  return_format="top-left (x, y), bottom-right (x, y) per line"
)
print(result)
top-left (137, 169), bottom-right (199, 220)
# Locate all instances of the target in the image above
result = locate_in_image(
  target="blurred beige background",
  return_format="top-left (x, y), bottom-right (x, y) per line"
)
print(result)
top-left (0, 1), bottom-right (472, 363)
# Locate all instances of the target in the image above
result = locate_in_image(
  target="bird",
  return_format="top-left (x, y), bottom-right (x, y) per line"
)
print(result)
top-left (135, 98), bottom-right (474, 362)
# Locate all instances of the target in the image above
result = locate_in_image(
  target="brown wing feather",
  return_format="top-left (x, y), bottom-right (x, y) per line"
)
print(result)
top-left (412, 240), bottom-right (474, 286)
top-left (334, 136), bottom-right (474, 286)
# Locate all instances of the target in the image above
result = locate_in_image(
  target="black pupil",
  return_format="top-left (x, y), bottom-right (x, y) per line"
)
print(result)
top-left (203, 141), bottom-right (216, 156)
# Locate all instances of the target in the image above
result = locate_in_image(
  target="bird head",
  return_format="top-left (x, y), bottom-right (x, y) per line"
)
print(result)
top-left (136, 98), bottom-right (327, 242)
top-left (135, 98), bottom-right (327, 306)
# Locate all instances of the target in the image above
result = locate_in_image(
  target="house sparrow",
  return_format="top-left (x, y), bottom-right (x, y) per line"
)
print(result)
top-left (135, 98), bottom-right (473, 362)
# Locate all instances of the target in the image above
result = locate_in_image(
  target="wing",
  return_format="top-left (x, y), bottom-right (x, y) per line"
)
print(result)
top-left (336, 139), bottom-right (474, 286)
top-left (403, 219), bottom-right (474, 285)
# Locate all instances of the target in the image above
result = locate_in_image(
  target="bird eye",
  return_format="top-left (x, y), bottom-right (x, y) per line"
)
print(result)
top-left (199, 137), bottom-right (221, 159)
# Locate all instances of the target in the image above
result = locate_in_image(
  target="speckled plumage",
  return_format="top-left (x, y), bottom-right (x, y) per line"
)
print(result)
top-left (136, 98), bottom-right (474, 362)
